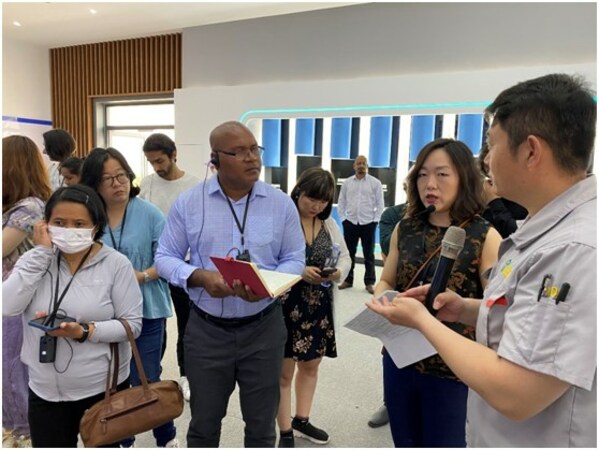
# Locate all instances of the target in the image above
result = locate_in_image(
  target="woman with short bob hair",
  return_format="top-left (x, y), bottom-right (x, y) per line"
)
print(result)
top-left (277, 167), bottom-right (351, 447)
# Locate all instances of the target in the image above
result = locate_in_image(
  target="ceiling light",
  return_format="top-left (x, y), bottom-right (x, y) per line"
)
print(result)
top-left (13, 21), bottom-right (22, 27)
top-left (89, 9), bottom-right (97, 14)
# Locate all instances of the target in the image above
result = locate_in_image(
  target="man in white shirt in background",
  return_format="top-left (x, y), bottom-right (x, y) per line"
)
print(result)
top-left (140, 133), bottom-right (200, 402)
top-left (337, 155), bottom-right (385, 294)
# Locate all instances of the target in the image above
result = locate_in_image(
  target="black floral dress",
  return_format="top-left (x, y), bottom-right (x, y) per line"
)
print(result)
top-left (394, 215), bottom-right (491, 380)
top-left (281, 224), bottom-right (337, 361)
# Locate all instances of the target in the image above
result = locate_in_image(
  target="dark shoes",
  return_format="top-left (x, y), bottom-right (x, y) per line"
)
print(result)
top-left (278, 430), bottom-right (294, 448)
top-left (366, 284), bottom-right (375, 295)
top-left (338, 281), bottom-right (352, 290)
top-left (367, 404), bottom-right (389, 428)
top-left (292, 417), bottom-right (330, 445)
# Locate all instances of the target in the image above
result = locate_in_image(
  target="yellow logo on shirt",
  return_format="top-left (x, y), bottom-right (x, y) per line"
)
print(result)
top-left (500, 259), bottom-right (512, 278)
top-left (548, 286), bottom-right (560, 298)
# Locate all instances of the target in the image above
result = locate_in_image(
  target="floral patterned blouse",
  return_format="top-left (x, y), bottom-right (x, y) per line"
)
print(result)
top-left (394, 215), bottom-right (491, 380)
top-left (2, 197), bottom-right (45, 281)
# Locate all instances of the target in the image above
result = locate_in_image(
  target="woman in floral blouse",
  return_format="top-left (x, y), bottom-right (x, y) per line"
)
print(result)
top-left (2, 135), bottom-right (52, 447)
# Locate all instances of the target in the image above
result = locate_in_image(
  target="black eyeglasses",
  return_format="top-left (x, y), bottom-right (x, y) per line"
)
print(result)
top-left (100, 172), bottom-right (129, 187)
top-left (215, 146), bottom-right (265, 161)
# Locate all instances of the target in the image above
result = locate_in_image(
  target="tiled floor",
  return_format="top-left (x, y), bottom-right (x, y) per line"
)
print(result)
top-left (131, 263), bottom-right (393, 448)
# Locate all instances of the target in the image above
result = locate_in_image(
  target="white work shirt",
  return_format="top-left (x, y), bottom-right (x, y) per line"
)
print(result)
top-left (467, 175), bottom-right (597, 448)
top-left (139, 172), bottom-right (200, 216)
top-left (337, 174), bottom-right (384, 225)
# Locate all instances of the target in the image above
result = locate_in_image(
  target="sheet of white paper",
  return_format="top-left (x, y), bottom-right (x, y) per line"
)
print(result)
top-left (343, 291), bottom-right (437, 368)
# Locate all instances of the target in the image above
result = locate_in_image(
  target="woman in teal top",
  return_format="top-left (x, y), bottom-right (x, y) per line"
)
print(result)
top-left (80, 147), bottom-right (177, 448)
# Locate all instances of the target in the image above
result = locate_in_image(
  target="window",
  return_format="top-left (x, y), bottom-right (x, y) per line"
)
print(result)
top-left (93, 96), bottom-right (174, 182)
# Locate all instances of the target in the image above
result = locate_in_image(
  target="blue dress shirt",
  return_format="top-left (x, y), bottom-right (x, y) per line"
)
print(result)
top-left (155, 176), bottom-right (305, 318)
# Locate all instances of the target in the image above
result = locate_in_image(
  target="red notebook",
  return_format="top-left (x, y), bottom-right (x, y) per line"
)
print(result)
top-left (210, 256), bottom-right (302, 298)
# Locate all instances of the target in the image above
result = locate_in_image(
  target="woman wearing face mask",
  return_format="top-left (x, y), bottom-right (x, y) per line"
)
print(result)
top-left (373, 138), bottom-right (501, 447)
top-left (2, 185), bottom-right (143, 447)
top-left (2, 135), bottom-right (52, 447)
top-left (80, 147), bottom-right (177, 448)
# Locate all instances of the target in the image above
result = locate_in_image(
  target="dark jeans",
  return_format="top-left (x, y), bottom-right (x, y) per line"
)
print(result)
top-left (383, 351), bottom-right (467, 448)
top-left (169, 283), bottom-right (191, 377)
top-left (122, 318), bottom-right (176, 447)
top-left (185, 303), bottom-right (286, 447)
top-left (28, 379), bottom-right (129, 448)
top-left (342, 220), bottom-right (377, 285)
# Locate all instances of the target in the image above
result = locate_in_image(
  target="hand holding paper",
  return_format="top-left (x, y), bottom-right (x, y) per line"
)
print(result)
top-left (343, 290), bottom-right (437, 368)
top-left (366, 291), bottom-right (430, 330)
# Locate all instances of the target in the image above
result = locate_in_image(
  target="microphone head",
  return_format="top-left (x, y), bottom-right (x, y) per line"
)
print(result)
top-left (415, 204), bottom-right (436, 217)
top-left (440, 226), bottom-right (466, 259)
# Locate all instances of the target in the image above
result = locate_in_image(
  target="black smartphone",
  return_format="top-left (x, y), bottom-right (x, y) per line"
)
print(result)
top-left (319, 267), bottom-right (336, 277)
top-left (28, 316), bottom-right (76, 332)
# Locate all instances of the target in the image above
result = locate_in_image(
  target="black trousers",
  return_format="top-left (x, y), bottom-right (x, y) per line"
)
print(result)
top-left (342, 220), bottom-right (377, 285)
top-left (185, 303), bottom-right (286, 448)
top-left (169, 283), bottom-right (191, 377)
top-left (28, 379), bottom-right (129, 448)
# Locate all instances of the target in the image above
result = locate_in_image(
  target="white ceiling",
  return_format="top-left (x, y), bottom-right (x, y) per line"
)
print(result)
top-left (3, 2), bottom-right (358, 48)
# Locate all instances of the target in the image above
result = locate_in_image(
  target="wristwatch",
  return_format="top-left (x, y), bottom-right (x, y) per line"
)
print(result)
top-left (76, 322), bottom-right (90, 343)
top-left (143, 271), bottom-right (151, 283)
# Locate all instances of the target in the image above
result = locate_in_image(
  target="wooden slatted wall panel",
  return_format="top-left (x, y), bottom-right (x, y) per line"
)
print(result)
top-left (50, 34), bottom-right (181, 156)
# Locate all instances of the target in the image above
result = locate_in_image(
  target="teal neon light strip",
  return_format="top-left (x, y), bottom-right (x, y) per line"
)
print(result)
top-left (239, 101), bottom-right (492, 122)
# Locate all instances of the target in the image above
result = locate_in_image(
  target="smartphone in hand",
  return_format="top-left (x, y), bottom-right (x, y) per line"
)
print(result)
top-left (319, 267), bottom-right (336, 277)
top-left (28, 315), bottom-right (76, 332)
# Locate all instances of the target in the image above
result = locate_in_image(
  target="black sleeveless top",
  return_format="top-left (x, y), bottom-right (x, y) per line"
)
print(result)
top-left (395, 214), bottom-right (491, 380)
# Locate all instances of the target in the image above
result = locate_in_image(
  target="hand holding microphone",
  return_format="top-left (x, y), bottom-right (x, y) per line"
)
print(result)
top-left (424, 226), bottom-right (466, 316)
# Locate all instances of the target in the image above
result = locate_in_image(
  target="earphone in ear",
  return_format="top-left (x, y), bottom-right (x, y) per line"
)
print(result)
top-left (210, 153), bottom-right (219, 168)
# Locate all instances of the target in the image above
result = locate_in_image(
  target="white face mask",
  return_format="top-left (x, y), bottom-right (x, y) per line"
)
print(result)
top-left (48, 226), bottom-right (95, 254)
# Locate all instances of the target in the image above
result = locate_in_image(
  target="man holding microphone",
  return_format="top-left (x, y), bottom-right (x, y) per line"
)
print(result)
top-left (368, 73), bottom-right (596, 447)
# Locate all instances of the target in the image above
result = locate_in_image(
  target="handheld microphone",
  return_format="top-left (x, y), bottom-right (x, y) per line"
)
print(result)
top-left (424, 226), bottom-right (466, 316)
top-left (415, 204), bottom-right (436, 218)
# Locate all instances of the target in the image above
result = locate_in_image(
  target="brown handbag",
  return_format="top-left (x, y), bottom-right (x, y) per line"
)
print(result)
top-left (79, 319), bottom-right (184, 447)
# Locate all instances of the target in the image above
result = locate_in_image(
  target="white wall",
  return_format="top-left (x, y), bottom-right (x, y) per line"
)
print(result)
top-left (177, 3), bottom-right (597, 176)
top-left (2, 37), bottom-right (51, 121)
top-left (182, 3), bottom-right (596, 87)
top-left (174, 64), bottom-right (596, 177)
top-left (2, 38), bottom-right (52, 148)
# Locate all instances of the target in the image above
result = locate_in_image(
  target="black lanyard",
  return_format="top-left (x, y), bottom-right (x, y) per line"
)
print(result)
top-left (49, 245), bottom-right (94, 323)
top-left (221, 182), bottom-right (253, 248)
top-left (108, 204), bottom-right (128, 252)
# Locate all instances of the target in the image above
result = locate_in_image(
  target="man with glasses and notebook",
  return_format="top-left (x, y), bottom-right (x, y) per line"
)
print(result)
top-left (156, 121), bottom-right (305, 448)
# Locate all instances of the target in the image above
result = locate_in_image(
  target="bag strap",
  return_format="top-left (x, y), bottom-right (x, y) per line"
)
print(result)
top-left (404, 216), bottom-right (473, 290)
top-left (104, 343), bottom-right (120, 399)
top-left (405, 246), bottom-right (441, 290)
top-left (117, 319), bottom-right (151, 391)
